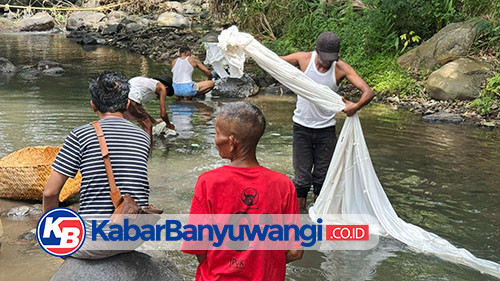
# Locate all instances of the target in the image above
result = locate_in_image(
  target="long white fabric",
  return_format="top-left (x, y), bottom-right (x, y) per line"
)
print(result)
top-left (217, 26), bottom-right (500, 278)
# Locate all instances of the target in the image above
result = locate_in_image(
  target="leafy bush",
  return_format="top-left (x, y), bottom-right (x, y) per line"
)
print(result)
top-left (470, 74), bottom-right (500, 115)
top-left (211, 0), bottom-right (497, 98)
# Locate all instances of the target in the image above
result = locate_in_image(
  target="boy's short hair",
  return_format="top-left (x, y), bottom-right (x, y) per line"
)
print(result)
top-left (89, 71), bottom-right (129, 113)
top-left (218, 102), bottom-right (266, 148)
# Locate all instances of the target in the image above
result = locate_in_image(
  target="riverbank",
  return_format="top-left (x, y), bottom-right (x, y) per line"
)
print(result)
top-left (1, 2), bottom-right (499, 128)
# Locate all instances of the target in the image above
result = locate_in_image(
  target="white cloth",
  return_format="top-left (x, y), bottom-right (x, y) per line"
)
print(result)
top-left (217, 25), bottom-right (500, 279)
top-left (172, 57), bottom-right (194, 84)
top-left (153, 122), bottom-right (177, 136)
top-left (128, 77), bottom-right (158, 104)
top-left (204, 42), bottom-right (241, 78)
top-left (293, 51), bottom-right (338, 128)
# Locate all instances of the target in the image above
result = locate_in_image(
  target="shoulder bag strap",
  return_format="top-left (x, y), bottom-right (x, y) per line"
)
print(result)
top-left (91, 121), bottom-right (122, 208)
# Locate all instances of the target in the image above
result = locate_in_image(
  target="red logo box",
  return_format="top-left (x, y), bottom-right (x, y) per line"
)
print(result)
top-left (326, 225), bottom-right (369, 241)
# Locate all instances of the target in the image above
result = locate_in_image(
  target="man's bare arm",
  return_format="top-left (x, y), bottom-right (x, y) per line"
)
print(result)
top-left (43, 170), bottom-right (69, 212)
top-left (280, 52), bottom-right (310, 72)
top-left (337, 61), bottom-right (374, 116)
top-left (191, 56), bottom-right (212, 80)
top-left (156, 83), bottom-right (174, 129)
top-left (286, 249), bottom-right (304, 263)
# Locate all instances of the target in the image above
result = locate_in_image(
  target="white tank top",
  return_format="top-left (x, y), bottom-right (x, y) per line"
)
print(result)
top-left (172, 57), bottom-right (194, 84)
top-left (292, 51), bottom-right (338, 128)
top-left (128, 77), bottom-right (159, 104)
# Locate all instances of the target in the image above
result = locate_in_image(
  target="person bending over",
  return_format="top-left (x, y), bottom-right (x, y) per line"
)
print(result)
top-left (124, 75), bottom-right (175, 144)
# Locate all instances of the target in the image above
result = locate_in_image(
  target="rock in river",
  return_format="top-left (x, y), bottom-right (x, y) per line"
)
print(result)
top-left (51, 251), bottom-right (183, 281)
top-left (16, 12), bottom-right (55, 32)
top-left (0, 57), bottom-right (16, 73)
top-left (211, 74), bottom-right (259, 98)
top-left (423, 112), bottom-right (464, 124)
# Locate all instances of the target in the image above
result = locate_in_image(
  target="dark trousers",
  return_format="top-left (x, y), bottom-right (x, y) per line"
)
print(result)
top-left (293, 122), bottom-right (337, 198)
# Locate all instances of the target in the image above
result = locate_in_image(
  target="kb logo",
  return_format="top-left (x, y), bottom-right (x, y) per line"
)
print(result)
top-left (36, 208), bottom-right (86, 257)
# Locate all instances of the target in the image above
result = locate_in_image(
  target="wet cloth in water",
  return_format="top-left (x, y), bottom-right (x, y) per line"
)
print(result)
top-left (216, 25), bottom-right (500, 279)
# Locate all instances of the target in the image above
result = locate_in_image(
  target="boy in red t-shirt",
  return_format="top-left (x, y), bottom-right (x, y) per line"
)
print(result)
top-left (182, 101), bottom-right (303, 280)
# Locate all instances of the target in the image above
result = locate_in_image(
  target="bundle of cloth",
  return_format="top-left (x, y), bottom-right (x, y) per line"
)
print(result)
top-left (216, 26), bottom-right (500, 278)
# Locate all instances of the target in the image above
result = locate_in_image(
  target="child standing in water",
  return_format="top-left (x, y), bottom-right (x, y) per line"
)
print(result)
top-left (182, 102), bottom-right (303, 280)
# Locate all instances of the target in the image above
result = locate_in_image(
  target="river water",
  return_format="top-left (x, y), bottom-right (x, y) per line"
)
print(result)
top-left (0, 33), bottom-right (499, 280)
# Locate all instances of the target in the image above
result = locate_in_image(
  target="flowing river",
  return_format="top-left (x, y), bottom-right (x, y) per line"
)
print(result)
top-left (0, 33), bottom-right (499, 281)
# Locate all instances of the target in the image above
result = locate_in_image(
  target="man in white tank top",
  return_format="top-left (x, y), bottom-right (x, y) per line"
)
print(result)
top-left (171, 46), bottom-right (214, 100)
top-left (281, 32), bottom-right (374, 209)
top-left (123, 75), bottom-right (175, 145)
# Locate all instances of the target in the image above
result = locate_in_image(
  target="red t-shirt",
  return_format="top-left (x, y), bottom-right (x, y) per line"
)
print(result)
top-left (182, 165), bottom-right (299, 281)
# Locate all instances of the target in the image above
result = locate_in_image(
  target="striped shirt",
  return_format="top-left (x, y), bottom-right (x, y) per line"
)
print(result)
top-left (52, 118), bottom-right (151, 215)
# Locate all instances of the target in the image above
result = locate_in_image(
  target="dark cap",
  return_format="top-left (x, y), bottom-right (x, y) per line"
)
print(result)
top-left (153, 75), bottom-right (174, 96)
top-left (316, 32), bottom-right (340, 62)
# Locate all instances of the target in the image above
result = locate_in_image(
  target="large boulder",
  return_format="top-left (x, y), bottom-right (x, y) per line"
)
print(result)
top-left (0, 57), bottom-right (16, 73)
top-left (212, 74), bottom-right (259, 98)
top-left (426, 58), bottom-right (492, 100)
top-left (0, 17), bottom-right (15, 32)
top-left (157, 12), bottom-right (191, 29)
top-left (398, 21), bottom-right (480, 70)
top-left (66, 11), bottom-right (106, 31)
top-left (164, 1), bottom-right (184, 13)
top-left (16, 12), bottom-right (54, 31)
top-left (50, 251), bottom-right (183, 281)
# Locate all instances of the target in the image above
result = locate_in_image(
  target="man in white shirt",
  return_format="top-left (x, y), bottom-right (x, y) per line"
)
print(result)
top-left (281, 32), bottom-right (374, 209)
top-left (124, 75), bottom-right (175, 143)
top-left (171, 46), bottom-right (214, 100)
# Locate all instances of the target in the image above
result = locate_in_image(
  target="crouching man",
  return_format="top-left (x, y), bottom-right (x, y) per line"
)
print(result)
top-left (43, 72), bottom-right (152, 259)
top-left (182, 102), bottom-right (303, 280)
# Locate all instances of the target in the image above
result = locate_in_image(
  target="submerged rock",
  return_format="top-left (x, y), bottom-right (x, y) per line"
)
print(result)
top-left (212, 74), bottom-right (259, 98)
top-left (265, 84), bottom-right (294, 97)
top-left (423, 112), bottom-right (464, 124)
top-left (3, 205), bottom-right (42, 220)
top-left (37, 60), bottom-right (62, 71)
top-left (17, 12), bottom-right (55, 32)
top-left (51, 251), bottom-right (183, 281)
top-left (0, 57), bottom-right (16, 73)
top-left (42, 67), bottom-right (65, 76)
top-left (19, 228), bottom-right (36, 241)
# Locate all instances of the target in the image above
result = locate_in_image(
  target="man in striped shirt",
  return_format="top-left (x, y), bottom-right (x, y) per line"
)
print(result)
top-left (43, 72), bottom-right (151, 258)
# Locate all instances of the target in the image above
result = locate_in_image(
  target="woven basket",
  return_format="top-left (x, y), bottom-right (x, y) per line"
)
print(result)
top-left (0, 146), bottom-right (81, 202)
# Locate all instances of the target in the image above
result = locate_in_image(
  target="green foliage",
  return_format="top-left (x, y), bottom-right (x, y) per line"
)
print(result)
top-left (474, 19), bottom-right (500, 55)
top-left (470, 74), bottom-right (500, 115)
top-left (396, 31), bottom-right (421, 54)
top-left (211, 0), bottom-right (498, 99)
